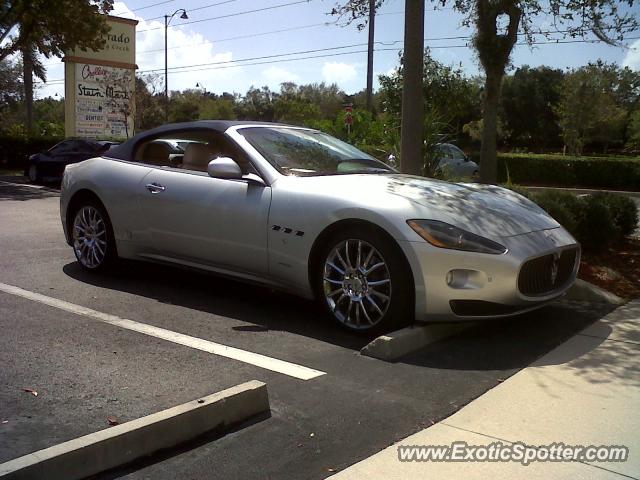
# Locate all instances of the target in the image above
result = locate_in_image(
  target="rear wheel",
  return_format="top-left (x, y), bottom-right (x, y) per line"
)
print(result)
top-left (28, 164), bottom-right (40, 183)
top-left (71, 202), bottom-right (117, 271)
top-left (317, 226), bottom-right (414, 335)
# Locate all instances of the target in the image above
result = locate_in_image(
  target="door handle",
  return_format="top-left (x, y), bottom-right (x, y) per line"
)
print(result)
top-left (146, 183), bottom-right (166, 194)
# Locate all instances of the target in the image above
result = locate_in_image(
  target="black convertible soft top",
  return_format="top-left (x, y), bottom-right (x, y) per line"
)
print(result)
top-left (106, 120), bottom-right (294, 161)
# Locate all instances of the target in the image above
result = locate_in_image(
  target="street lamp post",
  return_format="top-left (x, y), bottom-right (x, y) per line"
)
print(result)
top-left (164, 8), bottom-right (188, 122)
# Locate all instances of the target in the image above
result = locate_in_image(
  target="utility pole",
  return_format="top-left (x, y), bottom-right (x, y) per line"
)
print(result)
top-left (164, 14), bottom-right (168, 122)
top-left (400, 0), bottom-right (424, 175)
top-left (365, 0), bottom-right (376, 111)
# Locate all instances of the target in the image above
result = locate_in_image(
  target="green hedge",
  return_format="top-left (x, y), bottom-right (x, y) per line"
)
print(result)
top-left (0, 135), bottom-right (64, 169)
top-left (497, 153), bottom-right (640, 190)
top-left (508, 187), bottom-right (638, 251)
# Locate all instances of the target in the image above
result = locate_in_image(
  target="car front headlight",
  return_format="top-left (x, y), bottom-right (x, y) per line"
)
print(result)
top-left (407, 219), bottom-right (507, 255)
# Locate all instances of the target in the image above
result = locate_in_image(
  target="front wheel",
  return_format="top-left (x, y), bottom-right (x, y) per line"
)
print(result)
top-left (317, 227), bottom-right (414, 335)
top-left (71, 202), bottom-right (117, 271)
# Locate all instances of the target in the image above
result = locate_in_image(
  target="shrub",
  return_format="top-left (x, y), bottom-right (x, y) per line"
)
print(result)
top-left (497, 153), bottom-right (640, 190)
top-left (530, 190), bottom-right (638, 251)
top-left (575, 195), bottom-right (618, 249)
top-left (594, 193), bottom-right (639, 237)
top-left (0, 135), bottom-right (63, 169)
top-left (532, 191), bottom-right (581, 237)
top-left (501, 183), bottom-right (531, 199)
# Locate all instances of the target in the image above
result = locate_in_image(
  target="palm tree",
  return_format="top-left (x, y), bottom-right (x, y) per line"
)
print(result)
top-left (21, 44), bottom-right (46, 133)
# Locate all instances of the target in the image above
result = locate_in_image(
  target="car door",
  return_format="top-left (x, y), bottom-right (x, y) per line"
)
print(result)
top-left (135, 136), bottom-right (271, 277)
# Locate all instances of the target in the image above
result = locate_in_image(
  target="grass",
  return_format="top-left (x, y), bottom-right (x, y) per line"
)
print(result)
top-left (0, 169), bottom-right (24, 176)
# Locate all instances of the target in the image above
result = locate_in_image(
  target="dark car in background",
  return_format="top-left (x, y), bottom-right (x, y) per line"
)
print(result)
top-left (25, 139), bottom-right (120, 183)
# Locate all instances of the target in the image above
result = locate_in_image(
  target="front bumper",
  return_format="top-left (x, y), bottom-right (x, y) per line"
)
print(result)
top-left (400, 227), bottom-right (580, 322)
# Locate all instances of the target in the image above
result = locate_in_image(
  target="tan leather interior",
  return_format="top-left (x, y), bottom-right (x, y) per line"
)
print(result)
top-left (142, 142), bottom-right (171, 166)
top-left (182, 144), bottom-right (219, 172)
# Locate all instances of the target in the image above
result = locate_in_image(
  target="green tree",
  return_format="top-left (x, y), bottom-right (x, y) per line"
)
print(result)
top-left (332, 0), bottom-right (638, 182)
top-left (199, 94), bottom-right (237, 121)
top-left (236, 86), bottom-right (277, 121)
top-left (33, 97), bottom-right (64, 135)
top-left (626, 109), bottom-right (640, 151)
top-left (0, 0), bottom-right (113, 131)
top-left (556, 63), bottom-right (630, 154)
top-left (377, 51), bottom-right (480, 173)
top-left (500, 66), bottom-right (564, 150)
top-left (135, 75), bottom-right (164, 131)
top-left (168, 89), bottom-right (201, 123)
top-left (378, 51), bottom-right (480, 138)
top-left (0, 57), bottom-right (23, 129)
top-left (297, 82), bottom-right (345, 119)
top-left (273, 82), bottom-right (322, 125)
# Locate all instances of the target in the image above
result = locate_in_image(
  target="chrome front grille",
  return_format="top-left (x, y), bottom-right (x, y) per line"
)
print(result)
top-left (518, 247), bottom-right (579, 296)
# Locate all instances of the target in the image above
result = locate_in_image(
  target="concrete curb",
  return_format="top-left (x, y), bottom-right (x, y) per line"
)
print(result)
top-left (564, 279), bottom-right (626, 306)
top-left (0, 380), bottom-right (269, 480)
top-left (361, 280), bottom-right (624, 362)
top-left (361, 323), bottom-right (475, 361)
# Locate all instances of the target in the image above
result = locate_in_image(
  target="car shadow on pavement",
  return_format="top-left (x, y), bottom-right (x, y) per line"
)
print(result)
top-left (0, 177), bottom-right (60, 201)
top-left (63, 260), bottom-right (368, 351)
top-left (64, 257), bottom-right (620, 372)
top-left (398, 300), bottom-right (616, 372)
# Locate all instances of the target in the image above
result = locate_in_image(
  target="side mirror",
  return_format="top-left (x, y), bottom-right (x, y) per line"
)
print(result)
top-left (207, 157), bottom-right (242, 179)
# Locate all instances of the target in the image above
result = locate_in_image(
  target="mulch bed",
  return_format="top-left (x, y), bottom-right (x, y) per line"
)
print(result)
top-left (579, 237), bottom-right (640, 300)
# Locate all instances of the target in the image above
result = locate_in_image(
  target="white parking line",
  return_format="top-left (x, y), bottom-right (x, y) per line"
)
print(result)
top-left (0, 282), bottom-right (326, 381)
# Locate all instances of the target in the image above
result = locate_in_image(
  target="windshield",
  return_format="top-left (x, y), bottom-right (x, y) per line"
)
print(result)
top-left (238, 127), bottom-right (394, 176)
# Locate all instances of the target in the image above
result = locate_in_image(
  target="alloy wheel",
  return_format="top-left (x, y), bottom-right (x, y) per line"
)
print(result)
top-left (72, 206), bottom-right (108, 269)
top-left (322, 239), bottom-right (392, 330)
top-left (28, 165), bottom-right (38, 183)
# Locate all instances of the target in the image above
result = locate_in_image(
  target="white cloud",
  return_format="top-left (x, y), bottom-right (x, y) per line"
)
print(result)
top-left (383, 66), bottom-right (398, 77)
top-left (322, 62), bottom-right (357, 84)
top-left (35, 1), bottom-right (245, 98)
top-left (33, 2), bottom-right (370, 99)
top-left (118, 2), bottom-right (242, 93)
top-left (261, 66), bottom-right (300, 88)
top-left (622, 39), bottom-right (640, 70)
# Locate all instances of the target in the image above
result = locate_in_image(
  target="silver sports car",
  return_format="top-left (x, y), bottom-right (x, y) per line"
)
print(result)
top-left (60, 121), bottom-right (580, 334)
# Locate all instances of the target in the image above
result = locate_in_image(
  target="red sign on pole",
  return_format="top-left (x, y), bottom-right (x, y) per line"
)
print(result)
top-left (345, 104), bottom-right (353, 126)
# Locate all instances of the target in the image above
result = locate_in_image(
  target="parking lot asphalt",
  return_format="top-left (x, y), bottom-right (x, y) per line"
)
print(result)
top-left (0, 178), bottom-right (616, 479)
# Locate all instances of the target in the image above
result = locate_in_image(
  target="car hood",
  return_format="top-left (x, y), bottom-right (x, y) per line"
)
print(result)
top-left (288, 173), bottom-right (559, 238)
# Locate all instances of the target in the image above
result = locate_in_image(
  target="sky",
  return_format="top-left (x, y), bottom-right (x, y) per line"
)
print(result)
top-left (35, 0), bottom-right (640, 99)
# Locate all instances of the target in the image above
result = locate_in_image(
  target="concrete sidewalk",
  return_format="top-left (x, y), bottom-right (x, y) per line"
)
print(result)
top-left (333, 300), bottom-right (640, 480)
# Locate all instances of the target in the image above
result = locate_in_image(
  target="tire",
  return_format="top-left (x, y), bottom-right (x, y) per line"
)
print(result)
top-left (70, 201), bottom-right (117, 272)
top-left (28, 164), bottom-right (40, 183)
top-left (315, 225), bottom-right (414, 335)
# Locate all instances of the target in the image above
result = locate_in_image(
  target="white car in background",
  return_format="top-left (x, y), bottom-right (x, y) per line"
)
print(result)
top-left (433, 143), bottom-right (479, 178)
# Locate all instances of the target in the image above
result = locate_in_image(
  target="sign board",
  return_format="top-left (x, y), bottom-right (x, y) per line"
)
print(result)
top-left (75, 63), bottom-right (134, 138)
top-left (64, 15), bottom-right (138, 140)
